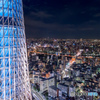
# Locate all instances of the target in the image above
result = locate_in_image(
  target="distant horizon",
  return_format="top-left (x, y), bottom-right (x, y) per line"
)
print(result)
top-left (26, 37), bottom-right (100, 40)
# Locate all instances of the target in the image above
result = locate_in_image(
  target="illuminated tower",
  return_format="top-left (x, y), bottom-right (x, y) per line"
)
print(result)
top-left (0, 0), bottom-right (32, 100)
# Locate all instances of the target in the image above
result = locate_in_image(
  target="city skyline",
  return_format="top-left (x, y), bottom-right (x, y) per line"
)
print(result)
top-left (23, 0), bottom-right (100, 39)
top-left (1, 0), bottom-right (100, 100)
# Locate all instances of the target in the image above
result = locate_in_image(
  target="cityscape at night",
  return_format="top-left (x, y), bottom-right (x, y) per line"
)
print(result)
top-left (0, 0), bottom-right (100, 100)
top-left (28, 39), bottom-right (100, 100)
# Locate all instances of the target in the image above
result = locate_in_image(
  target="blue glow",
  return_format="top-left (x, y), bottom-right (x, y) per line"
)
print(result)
top-left (0, 0), bottom-right (24, 99)
top-left (88, 92), bottom-right (98, 96)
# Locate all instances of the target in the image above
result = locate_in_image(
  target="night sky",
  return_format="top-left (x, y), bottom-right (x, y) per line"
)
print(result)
top-left (23, 0), bottom-right (100, 39)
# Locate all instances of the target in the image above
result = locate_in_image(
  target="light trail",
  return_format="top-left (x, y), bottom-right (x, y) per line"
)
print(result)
top-left (62, 49), bottom-right (83, 78)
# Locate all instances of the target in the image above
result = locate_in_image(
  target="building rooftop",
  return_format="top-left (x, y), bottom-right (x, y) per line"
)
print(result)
top-left (49, 85), bottom-right (59, 91)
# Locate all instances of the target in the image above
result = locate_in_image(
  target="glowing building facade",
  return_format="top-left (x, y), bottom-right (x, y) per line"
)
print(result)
top-left (0, 0), bottom-right (32, 100)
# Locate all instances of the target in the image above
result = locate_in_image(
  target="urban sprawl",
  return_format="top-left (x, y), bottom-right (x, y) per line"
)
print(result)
top-left (27, 38), bottom-right (100, 100)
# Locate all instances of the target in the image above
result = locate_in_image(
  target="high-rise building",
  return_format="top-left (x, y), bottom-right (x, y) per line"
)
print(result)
top-left (0, 0), bottom-right (32, 100)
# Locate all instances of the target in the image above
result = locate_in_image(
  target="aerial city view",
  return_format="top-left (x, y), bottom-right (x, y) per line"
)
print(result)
top-left (0, 0), bottom-right (100, 100)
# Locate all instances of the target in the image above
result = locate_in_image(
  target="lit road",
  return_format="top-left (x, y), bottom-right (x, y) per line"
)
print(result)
top-left (29, 50), bottom-right (96, 59)
top-left (32, 93), bottom-right (40, 100)
top-left (31, 88), bottom-right (46, 100)
top-left (62, 49), bottom-right (83, 78)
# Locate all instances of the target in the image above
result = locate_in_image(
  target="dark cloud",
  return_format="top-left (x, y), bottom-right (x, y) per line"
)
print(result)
top-left (23, 0), bottom-right (100, 39)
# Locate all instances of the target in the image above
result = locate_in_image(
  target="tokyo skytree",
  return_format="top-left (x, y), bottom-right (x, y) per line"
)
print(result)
top-left (0, 0), bottom-right (32, 100)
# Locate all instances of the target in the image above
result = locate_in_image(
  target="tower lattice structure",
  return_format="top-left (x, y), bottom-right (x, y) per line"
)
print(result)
top-left (0, 0), bottom-right (32, 99)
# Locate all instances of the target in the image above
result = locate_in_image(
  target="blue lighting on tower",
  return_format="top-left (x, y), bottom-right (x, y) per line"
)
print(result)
top-left (0, 0), bottom-right (32, 100)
